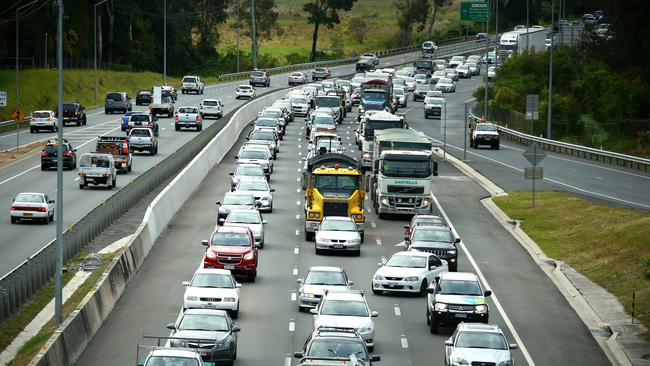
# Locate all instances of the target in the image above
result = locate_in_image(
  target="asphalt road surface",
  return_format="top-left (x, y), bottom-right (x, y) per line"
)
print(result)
top-left (76, 99), bottom-right (610, 365)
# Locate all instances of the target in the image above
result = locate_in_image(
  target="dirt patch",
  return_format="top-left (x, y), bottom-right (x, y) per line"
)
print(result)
top-left (0, 141), bottom-right (46, 167)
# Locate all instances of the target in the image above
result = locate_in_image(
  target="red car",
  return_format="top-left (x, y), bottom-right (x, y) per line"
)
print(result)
top-left (202, 226), bottom-right (259, 282)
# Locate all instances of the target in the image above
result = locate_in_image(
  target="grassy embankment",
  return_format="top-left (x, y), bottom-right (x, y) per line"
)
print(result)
top-left (494, 191), bottom-right (650, 340)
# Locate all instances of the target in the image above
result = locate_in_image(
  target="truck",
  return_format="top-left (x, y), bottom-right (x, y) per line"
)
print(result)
top-left (355, 111), bottom-right (407, 169)
top-left (370, 128), bottom-right (438, 218)
top-left (78, 153), bottom-right (116, 190)
top-left (95, 136), bottom-right (132, 173)
top-left (498, 27), bottom-right (547, 64)
top-left (301, 153), bottom-right (366, 242)
top-left (358, 72), bottom-right (395, 120)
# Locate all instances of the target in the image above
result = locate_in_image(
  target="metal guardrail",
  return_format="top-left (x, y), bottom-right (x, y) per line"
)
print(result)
top-left (469, 105), bottom-right (650, 172)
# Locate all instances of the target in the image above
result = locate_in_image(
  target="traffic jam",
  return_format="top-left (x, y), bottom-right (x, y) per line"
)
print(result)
top-left (136, 45), bottom-right (513, 366)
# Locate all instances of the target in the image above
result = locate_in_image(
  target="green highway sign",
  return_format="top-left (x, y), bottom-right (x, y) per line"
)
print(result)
top-left (460, 1), bottom-right (489, 22)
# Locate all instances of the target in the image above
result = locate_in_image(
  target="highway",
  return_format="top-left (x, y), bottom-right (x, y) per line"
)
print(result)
top-left (76, 86), bottom-right (610, 365)
top-left (0, 51), bottom-right (419, 279)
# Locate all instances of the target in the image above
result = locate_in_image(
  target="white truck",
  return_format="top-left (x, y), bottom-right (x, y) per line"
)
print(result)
top-left (498, 27), bottom-right (547, 63)
top-left (181, 75), bottom-right (204, 94)
top-left (370, 128), bottom-right (438, 218)
top-left (78, 153), bottom-right (116, 189)
top-left (355, 111), bottom-right (407, 169)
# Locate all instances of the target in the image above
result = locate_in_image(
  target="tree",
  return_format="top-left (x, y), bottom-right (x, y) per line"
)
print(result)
top-left (396, 0), bottom-right (430, 47)
top-left (426, 0), bottom-right (451, 39)
top-left (303, 0), bottom-right (357, 62)
top-left (241, 0), bottom-right (279, 65)
top-left (345, 15), bottom-right (368, 43)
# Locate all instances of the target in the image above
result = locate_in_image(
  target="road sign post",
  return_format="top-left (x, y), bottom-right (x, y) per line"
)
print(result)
top-left (10, 107), bottom-right (26, 152)
top-left (525, 94), bottom-right (539, 134)
top-left (523, 144), bottom-right (547, 207)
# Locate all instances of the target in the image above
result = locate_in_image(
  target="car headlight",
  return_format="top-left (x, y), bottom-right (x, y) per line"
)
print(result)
top-left (498, 361), bottom-right (513, 366)
top-left (303, 293), bottom-right (315, 298)
top-left (215, 339), bottom-right (231, 350)
top-left (451, 357), bottom-right (469, 365)
top-left (360, 323), bottom-right (373, 333)
top-left (447, 249), bottom-right (457, 255)
top-left (351, 214), bottom-right (363, 220)
top-left (374, 274), bottom-right (384, 281)
top-left (308, 212), bottom-right (320, 218)
top-left (206, 251), bottom-right (217, 259)
top-left (379, 197), bottom-right (389, 206)
top-left (171, 339), bottom-right (187, 347)
top-left (222, 297), bottom-right (236, 302)
top-left (420, 198), bottom-right (431, 207)
top-left (186, 296), bottom-right (199, 301)
top-left (404, 276), bottom-right (419, 282)
top-left (362, 152), bottom-right (371, 160)
top-left (259, 196), bottom-right (270, 201)
top-left (475, 304), bottom-right (488, 314)
top-left (243, 252), bottom-right (255, 260)
top-left (348, 238), bottom-right (360, 244)
top-left (434, 302), bottom-right (448, 311)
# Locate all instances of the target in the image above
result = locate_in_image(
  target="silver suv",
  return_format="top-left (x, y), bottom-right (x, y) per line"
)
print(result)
top-left (444, 323), bottom-right (518, 366)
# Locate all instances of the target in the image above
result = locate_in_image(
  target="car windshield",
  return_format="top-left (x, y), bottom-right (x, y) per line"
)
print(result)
top-left (456, 332), bottom-right (508, 350)
top-left (62, 104), bottom-right (78, 112)
top-left (145, 356), bottom-right (199, 366)
top-left (226, 212), bottom-right (261, 224)
top-left (433, 71), bottom-right (446, 77)
top-left (416, 60), bottom-right (433, 68)
top-left (313, 116), bottom-right (335, 125)
top-left (251, 71), bottom-right (265, 77)
top-left (315, 97), bottom-right (339, 108)
top-left (316, 140), bottom-right (342, 151)
top-left (240, 150), bottom-right (268, 159)
top-left (191, 273), bottom-right (234, 288)
top-left (262, 110), bottom-right (282, 118)
top-left (237, 180), bottom-right (269, 191)
top-left (223, 194), bottom-right (254, 205)
top-left (414, 74), bottom-right (427, 80)
top-left (178, 107), bottom-right (198, 114)
top-left (211, 232), bottom-right (250, 246)
top-left (412, 228), bottom-right (453, 242)
top-left (203, 100), bottom-right (220, 106)
top-left (308, 340), bottom-right (367, 359)
top-left (32, 112), bottom-right (51, 118)
top-left (337, 80), bottom-right (350, 87)
top-left (130, 129), bottom-right (151, 137)
top-left (413, 217), bottom-right (444, 226)
top-left (467, 63), bottom-right (477, 68)
top-left (320, 300), bottom-right (368, 317)
top-left (130, 114), bottom-right (150, 122)
top-left (182, 77), bottom-right (197, 83)
top-left (451, 56), bottom-right (464, 61)
top-left (351, 77), bottom-right (364, 84)
top-left (291, 97), bottom-right (308, 104)
top-left (394, 89), bottom-right (405, 96)
top-left (313, 175), bottom-right (359, 196)
top-left (476, 124), bottom-right (497, 131)
top-left (361, 91), bottom-right (387, 100)
top-left (235, 165), bottom-right (264, 176)
top-left (320, 219), bottom-right (357, 232)
top-left (425, 97), bottom-right (444, 105)
top-left (305, 270), bottom-right (347, 286)
top-left (415, 84), bottom-right (429, 92)
top-left (256, 118), bottom-right (277, 127)
top-left (386, 255), bottom-right (427, 268)
top-left (249, 132), bottom-right (274, 141)
top-left (291, 72), bottom-right (304, 77)
top-left (14, 193), bottom-right (44, 203)
top-left (178, 314), bottom-right (229, 331)
top-left (438, 279), bottom-right (483, 296)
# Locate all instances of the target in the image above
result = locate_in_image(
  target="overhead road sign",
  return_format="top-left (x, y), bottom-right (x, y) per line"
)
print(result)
top-left (460, 1), bottom-right (489, 22)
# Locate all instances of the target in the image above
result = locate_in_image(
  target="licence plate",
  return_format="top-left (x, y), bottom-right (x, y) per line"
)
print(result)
top-left (455, 313), bottom-right (468, 318)
top-left (333, 244), bottom-right (344, 249)
top-left (484, 136), bottom-right (492, 140)
top-left (205, 303), bottom-right (218, 308)
top-left (23, 213), bottom-right (33, 217)
top-left (224, 265), bottom-right (235, 270)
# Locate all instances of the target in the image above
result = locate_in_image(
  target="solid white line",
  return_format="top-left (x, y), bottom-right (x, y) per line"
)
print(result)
top-left (400, 336), bottom-right (409, 348)
top-left (291, 292), bottom-right (297, 301)
top-left (289, 320), bottom-right (295, 332)
top-left (431, 194), bottom-right (536, 366)
top-left (394, 305), bottom-right (401, 316)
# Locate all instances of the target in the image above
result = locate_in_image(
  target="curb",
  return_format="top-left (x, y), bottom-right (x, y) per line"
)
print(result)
top-left (435, 147), bottom-right (636, 366)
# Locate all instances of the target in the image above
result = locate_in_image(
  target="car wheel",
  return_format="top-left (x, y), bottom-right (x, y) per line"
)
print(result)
top-left (104, 109), bottom-right (109, 114)
top-left (79, 184), bottom-right (84, 189)
top-left (247, 271), bottom-right (257, 282)
top-left (315, 245), bottom-right (321, 255)
top-left (426, 308), bottom-right (431, 325)
top-left (76, 121), bottom-right (81, 126)
top-left (305, 231), bottom-right (315, 241)
top-left (268, 204), bottom-right (273, 213)
top-left (127, 164), bottom-right (131, 172)
top-left (30, 128), bottom-right (35, 133)
top-left (41, 165), bottom-right (46, 171)
top-left (231, 308), bottom-right (239, 319)
top-left (372, 286), bottom-right (383, 295)
top-left (49, 213), bottom-right (54, 222)
top-left (112, 177), bottom-right (117, 188)
top-left (355, 249), bottom-right (361, 257)
top-left (430, 319), bottom-right (439, 334)
top-left (419, 279), bottom-right (428, 297)
top-left (175, 124), bottom-right (180, 131)
top-left (424, 113), bottom-right (428, 119)
top-left (10, 217), bottom-right (17, 224)
top-left (41, 217), bottom-right (49, 225)
top-left (449, 262), bottom-right (457, 272)
top-left (493, 141), bottom-right (500, 150)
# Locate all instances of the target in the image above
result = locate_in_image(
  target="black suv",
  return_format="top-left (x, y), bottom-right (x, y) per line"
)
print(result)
top-left (405, 224), bottom-right (459, 271)
top-left (293, 327), bottom-right (380, 365)
top-left (62, 102), bottom-right (87, 126)
top-left (41, 138), bottom-right (77, 170)
top-left (249, 70), bottom-right (271, 87)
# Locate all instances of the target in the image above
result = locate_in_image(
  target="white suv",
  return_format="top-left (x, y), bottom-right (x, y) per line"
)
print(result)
top-left (181, 75), bottom-right (204, 94)
top-left (445, 323), bottom-right (518, 366)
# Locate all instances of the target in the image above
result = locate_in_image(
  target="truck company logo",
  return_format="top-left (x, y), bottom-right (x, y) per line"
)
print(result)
top-left (394, 180), bottom-right (417, 185)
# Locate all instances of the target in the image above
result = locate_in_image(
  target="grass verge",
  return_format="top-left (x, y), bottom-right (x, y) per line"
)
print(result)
top-left (493, 191), bottom-right (650, 341)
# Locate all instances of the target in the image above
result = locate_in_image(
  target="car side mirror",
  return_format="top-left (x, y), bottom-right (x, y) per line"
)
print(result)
top-left (201, 240), bottom-right (209, 247)
top-left (255, 243), bottom-right (262, 248)
top-left (236, 283), bottom-right (242, 288)
top-left (444, 340), bottom-right (453, 346)
top-left (166, 323), bottom-right (175, 330)
top-left (426, 287), bottom-right (435, 294)
top-left (348, 280), bottom-right (354, 286)
top-left (262, 220), bottom-right (268, 225)
top-left (509, 343), bottom-right (518, 350)
top-left (229, 172), bottom-right (234, 176)
top-left (255, 202), bottom-right (262, 208)
top-left (218, 218), bottom-right (225, 224)
top-left (49, 200), bottom-right (55, 204)
top-left (182, 281), bottom-right (190, 286)
top-left (454, 238), bottom-right (461, 244)
top-left (73, 149), bottom-right (77, 152)
top-left (296, 278), bottom-right (303, 284)
top-left (309, 308), bottom-right (317, 314)
top-left (232, 326), bottom-right (241, 333)
top-left (270, 189), bottom-right (275, 192)
top-left (371, 311), bottom-right (379, 318)
top-left (216, 201), bottom-right (222, 205)
top-left (370, 355), bottom-right (381, 362)
top-left (234, 156), bottom-right (239, 159)
top-left (403, 235), bottom-right (410, 242)
top-left (484, 290), bottom-right (492, 297)
top-left (293, 352), bottom-right (304, 359)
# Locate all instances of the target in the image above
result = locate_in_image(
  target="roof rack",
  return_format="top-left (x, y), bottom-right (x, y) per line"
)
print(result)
top-left (315, 326), bottom-right (360, 335)
top-left (323, 289), bottom-right (365, 296)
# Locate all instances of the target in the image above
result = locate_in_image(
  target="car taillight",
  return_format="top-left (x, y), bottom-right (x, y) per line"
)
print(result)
top-left (63, 151), bottom-right (72, 157)
top-left (47, 117), bottom-right (54, 121)
top-left (37, 207), bottom-right (47, 212)
top-left (175, 115), bottom-right (179, 121)
top-left (10, 206), bottom-right (17, 211)
top-left (195, 116), bottom-right (200, 122)
top-left (79, 172), bottom-right (85, 176)
top-left (41, 151), bottom-right (47, 157)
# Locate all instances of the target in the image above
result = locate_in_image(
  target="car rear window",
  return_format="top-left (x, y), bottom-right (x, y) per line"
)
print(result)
top-left (106, 93), bottom-right (123, 101)
top-left (62, 104), bottom-right (77, 112)
top-left (33, 112), bottom-right (51, 118)
top-left (203, 100), bottom-right (220, 106)
top-left (138, 91), bottom-right (152, 95)
top-left (178, 107), bottom-right (198, 114)
top-left (15, 193), bottom-right (44, 203)
top-left (44, 145), bottom-right (70, 153)
top-left (251, 71), bottom-right (264, 77)
top-left (130, 114), bottom-right (150, 122)
top-left (130, 129), bottom-right (152, 136)
top-left (182, 77), bottom-right (197, 83)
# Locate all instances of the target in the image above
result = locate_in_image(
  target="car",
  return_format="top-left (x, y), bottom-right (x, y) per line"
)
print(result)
top-left (128, 127), bottom-right (158, 155)
top-left (448, 55), bottom-right (465, 68)
top-left (166, 309), bottom-right (240, 364)
top-left (312, 67), bottom-right (331, 81)
top-left (229, 163), bottom-right (267, 189)
top-left (305, 112), bottom-right (336, 139)
top-left (583, 13), bottom-right (597, 25)
top-left (361, 53), bottom-right (379, 65)
top-left (424, 96), bottom-right (445, 119)
top-left (127, 113), bottom-right (159, 136)
top-left (175, 106), bottom-right (203, 131)
top-left (596, 23), bottom-right (610, 37)
top-left (335, 79), bottom-right (351, 94)
top-left (294, 327), bottom-right (380, 365)
top-left (471, 122), bottom-right (500, 149)
top-left (199, 99), bottom-right (223, 119)
top-left (181, 75), bottom-right (204, 94)
top-left (289, 95), bottom-right (311, 117)
top-left (104, 92), bottom-right (132, 114)
top-left (246, 130), bottom-right (279, 157)
top-left (140, 348), bottom-right (204, 366)
top-left (466, 55), bottom-right (482, 66)
top-left (234, 179), bottom-right (274, 213)
top-left (289, 71), bottom-right (308, 85)
top-left (435, 78), bottom-right (456, 93)
top-left (514, 24), bottom-right (526, 31)
top-left (296, 355), bottom-right (366, 366)
top-left (405, 224), bottom-right (459, 271)
top-left (40, 138), bottom-right (76, 170)
top-left (431, 70), bottom-right (446, 84)
top-left (296, 266), bottom-right (352, 312)
top-left (426, 272), bottom-right (492, 333)
top-left (182, 268), bottom-right (241, 317)
top-left (483, 51), bottom-right (496, 64)
top-left (413, 73), bottom-right (429, 85)
top-left (258, 107), bottom-right (286, 134)
top-left (311, 291), bottom-right (378, 350)
top-left (216, 191), bottom-right (258, 221)
top-left (355, 57), bottom-right (375, 72)
top-left (135, 90), bottom-right (153, 105)
top-left (445, 323), bottom-right (518, 366)
top-left (404, 214), bottom-right (446, 236)
top-left (161, 85), bottom-right (177, 101)
top-left (272, 99), bottom-right (295, 122)
top-left (202, 225), bottom-right (258, 281)
top-left (421, 40), bottom-right (438, 54)
top-left (249, 69), bottom-right (271, 87)
top-left (221, 209), bottom-right (267, 248)
top-left (455, 64), bottom-right (470, 78)
top-left (487, 66), bottom-right (496, 80)
top-left (465, 62), bottom-right (480, 76)
top-left (235, 146), bottom-right (274, 176)
top-left (78, 153), bottom-right (116, 190)
top-left (120, 111), bottom-right (144, 131)
top-left (372, 251), bottom-right (448, 296)
top-left (149, 95), bottom-right (175, 118)
top-left (29, 110), bottom-right (58, 133)
top-left (443, 68), bottom-right (459, 81)
top-left (315, 216), bottom-right (363, 255)
top-left (413, 83), bottom-right (430, 102)
top-left (10, 192), bottom-right (55, 224)
top-left (235, 84), bottom-right (256, 99)
top-left (393, 87), bottom-right (407, 108)
top-left (62, 102), bottom-right (86, 126)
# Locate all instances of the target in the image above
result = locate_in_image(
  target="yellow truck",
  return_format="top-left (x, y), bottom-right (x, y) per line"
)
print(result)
top-left (302, 153), bottom-right (366, 242)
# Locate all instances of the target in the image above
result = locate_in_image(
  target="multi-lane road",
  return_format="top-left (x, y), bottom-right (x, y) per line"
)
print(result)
top-left (76, 85), bottom-right (611, 365)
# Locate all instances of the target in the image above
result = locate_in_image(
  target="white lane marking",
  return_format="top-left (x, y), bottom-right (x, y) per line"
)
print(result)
top-left (595, 176), bottom-right (604, 180)
top-left (289, 320), bottom-right (295, 332)
top-left (294, 246), bottom-right (300, 255)
top-left (400, 336), bottom-right (409, 348)
top-left (371, 222), bottom-right (376, 228)
top-left (297, 177), bottom-right (300, 182)
top-left (293, 267), bottom-right (298, 276)
top-left (0, 164), bottom-right (39, 186)
top-left (295, 228), bottom-right (300, 236)
top-left (394, 304), bottom-right (401, 316)
top-left (431, 194), bottom-right (536, 366)
top-left (297, 168), bottom-right (301, 172)
top-left (298, 144), bottom-right (301, 149)
top-left (161, 128), bottom-right (166, 131)
top-left (296, 200), bottom-right (301, 205)
top-left (284, 356), bottom-right (292, 366)
top-left (291, 292), bottom-right (297, 301)
top-left (297, 188), bottom-right (301, 192)
top-left (74, 177), bottom-right (79, 181)
top-left (296, 214), bottom-right (300, 220)
top-left (375, 238), bottom-right (382, 246)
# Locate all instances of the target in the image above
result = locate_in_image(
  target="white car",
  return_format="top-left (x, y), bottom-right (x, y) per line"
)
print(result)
top-left (402, 76), bottom-right (415, 91)
top-left (199, 99), bottom-right (223, 119)
top-left (182, 268), bottom-right (241, 317)
top-left (229, 163), bottom-right (267, 189)
top-left (448, 55), bottom-right (465, 68)
top-left (311, 291), bottom-right (378, 350)
top-left (424, 96), bottom-right (445, 119)
top-left (236, 146), bottom-right (273, 175)
top-left (222, 209), bottom-right (267, 248)
top-left (289, 95), bottom-right (310, 117)
top-left (436, 78), bottom-right (456, 93)
top-left (235, 84), bottom-right (256, 99)
top-left (315, 216), bottom-right (362, 255)
top-left (234, 179), bottom-right (275, 213)
top-left (30, 110), bottom-right (58, 133)
top-left (296, 266), bottom-right (353, 311)
top-left (445, 323), bottom-right (518, 366)
top-left (393, 87), bottom-right (407, 108)
top-left (487, 66), bottom-right (496, 80)
top-left (431, 70), bottom-right (446, 84)
top-left (10, 192), bottom-right (55, 224)
top-left (288, 71), bottom-right (307, 85)
top-left (455, 64), bottom-right (470, 78)
top-left (372, 251), bottom-right (448, 295)
top-left (253, 117), bottom-right (282, 139)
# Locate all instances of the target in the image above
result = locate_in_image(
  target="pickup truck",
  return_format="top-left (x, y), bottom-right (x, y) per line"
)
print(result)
top-left (181, 75), bottom-right (205, 94)
top-left (78, 153), bottom-right (116, 189)
top-left (175, 106), bottom-right (203, 131)
top-left (127, 113), bottom-right (159, 136)
top-left (149, 96), bottom-right (175, 118)
top-left (128, 127), bottom-right (158, 155)
top-left (95, 136), bottom-right (133, 173)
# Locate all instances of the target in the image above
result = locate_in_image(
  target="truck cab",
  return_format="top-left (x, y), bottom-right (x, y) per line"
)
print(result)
top-left (355, 111), bottom-right (406, 168)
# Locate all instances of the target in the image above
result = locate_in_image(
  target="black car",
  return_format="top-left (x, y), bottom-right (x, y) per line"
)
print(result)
top-left (135, 90), bottom-right (153, 105)
top-left (356, 58), bottom-right (374, 72)
top-left (405, 224), bottom-right (459, 271)
top-left (62, 102), bottom-right (86, 126)
top-left (294, 327), bottom-right (380, 366)
top-left (41, 138), bottom-right (76, 170)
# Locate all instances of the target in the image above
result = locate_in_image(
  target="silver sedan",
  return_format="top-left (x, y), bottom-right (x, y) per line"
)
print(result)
top-left (315, 216), bottom-right (362, 256)
top-left (234, 179), bottom-right (274, 213)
